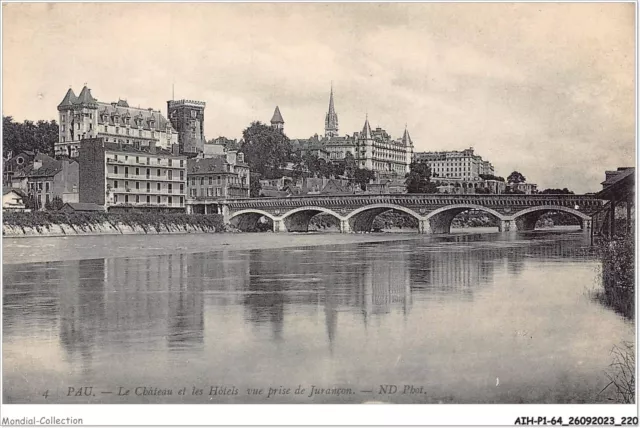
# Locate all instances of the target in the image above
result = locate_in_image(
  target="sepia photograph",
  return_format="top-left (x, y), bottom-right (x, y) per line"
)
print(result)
top-left (1, 1), bottom-right (637, 425)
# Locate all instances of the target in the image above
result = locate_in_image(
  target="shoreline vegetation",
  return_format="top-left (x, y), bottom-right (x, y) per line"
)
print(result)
top-left (593, 234), bottom-right (635, 404)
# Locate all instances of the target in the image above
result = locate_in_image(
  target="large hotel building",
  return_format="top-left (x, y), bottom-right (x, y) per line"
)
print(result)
top-left (78, 138), bottom-right (187, 211)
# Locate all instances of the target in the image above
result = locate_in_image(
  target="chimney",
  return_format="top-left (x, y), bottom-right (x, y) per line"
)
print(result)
top-left (33, 159), bottom-right (42, 170)
top-left (226, 150), bottom-right (237, 166)
top-left (148, 141), bottom-right (156, 153)
top-left (172, 143), bottom-right (180, 156)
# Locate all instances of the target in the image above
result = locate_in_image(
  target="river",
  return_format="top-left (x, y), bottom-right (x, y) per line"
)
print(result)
top-left (2, 229), bottom-right (634, 404)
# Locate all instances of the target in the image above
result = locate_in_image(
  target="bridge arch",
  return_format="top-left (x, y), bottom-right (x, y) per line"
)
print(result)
top-left (345, 203), bottom-right (422, 233)
top-left (509, 205), bottom-right (590, 231)
top-left (229, 209), bottom-right (277, 232)
top-left (424, 204), bottom-right (508, 234)
top-left (280, 206), bottom-right (344, 232)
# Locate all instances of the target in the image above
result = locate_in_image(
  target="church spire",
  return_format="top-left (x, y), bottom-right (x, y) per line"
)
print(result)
top-left (324, 84), bottom-right (339, 138)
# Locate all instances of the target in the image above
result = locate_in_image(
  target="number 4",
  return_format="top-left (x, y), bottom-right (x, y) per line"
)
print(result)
top-left (42, 390), bottom-right (49, 399)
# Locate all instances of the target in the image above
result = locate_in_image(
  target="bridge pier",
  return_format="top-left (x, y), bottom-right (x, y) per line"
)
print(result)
top-left (581, 218), bottom-right (592, 231)
top-left (273, 219), bottom-right (287, 233)
top-left (339, 219), bottom-right (351, 233)
top-left (418, 219), bottom-right (432, 234)
top-left (499, 219), bottom-right (517, 232)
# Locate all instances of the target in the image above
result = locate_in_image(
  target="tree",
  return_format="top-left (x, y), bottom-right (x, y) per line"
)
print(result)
top-left (541, 188), bottom-right (574, 194)
top-left (353, 168), bottom-right (376, 191)
top-left (479, 173), bottom-right (505, 182)
top-left (3, 116), bottom-right (58, 158)
top-left (45, 196), bottom-right (65, 211)
top-left (405, 161), bottom-right (438, 193)
top-left (241, 121), bottom-right (293, 179)
top-left (507, 171), bottom-right (526, 184)
top-left (249, 173), bottom-right (262, 198)
top-left (344, 152), bottom-right (357, 179)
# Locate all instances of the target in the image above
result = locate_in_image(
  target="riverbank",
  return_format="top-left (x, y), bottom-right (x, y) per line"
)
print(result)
top-left (2, 211), bottom-right (226, 237)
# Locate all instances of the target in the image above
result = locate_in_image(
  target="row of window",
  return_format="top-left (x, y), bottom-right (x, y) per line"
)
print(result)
top-left (28, 181), bottom-right (51, 192)
top-left (190, 187), bottom-right (224, 197)
top-left (111, 155), bottom-right (184, 167)
top-left (112, 180), bottom-right (185, 194)
top-left (113, 194), bottom-right (184, 206)
top-left (112, 166), bottom-right (184, 181)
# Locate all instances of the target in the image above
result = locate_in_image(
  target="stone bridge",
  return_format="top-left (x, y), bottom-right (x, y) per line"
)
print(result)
top-left (220, 194), bottom-right (604, 234)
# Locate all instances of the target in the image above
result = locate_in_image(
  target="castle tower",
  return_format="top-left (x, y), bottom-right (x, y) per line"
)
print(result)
top-left (270, 106), bottom-right (284, 132)
top-left (167, 99), bottom-right (206, 154)
top-left (56, 85), bottom-right (99, 157)
top-left (324, 84), bottom-right (339, 138)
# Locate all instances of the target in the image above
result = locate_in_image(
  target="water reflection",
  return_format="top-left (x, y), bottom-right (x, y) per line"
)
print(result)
top-left (5, 232), bottom-right (626, 404)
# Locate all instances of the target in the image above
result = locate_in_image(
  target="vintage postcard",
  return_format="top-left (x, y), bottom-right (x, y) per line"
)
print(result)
top-left (1, 2), bottom-right (637, 426)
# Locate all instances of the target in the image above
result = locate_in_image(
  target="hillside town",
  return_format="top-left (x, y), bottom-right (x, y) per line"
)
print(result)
top-left (4, 84), bottom-right (543, 213)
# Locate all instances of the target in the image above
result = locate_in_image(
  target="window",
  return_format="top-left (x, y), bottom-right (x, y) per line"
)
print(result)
top-left (191, 178), bottom-right (196, 185)
top-left (146, 168), bottom-right (150, 178)
top-left (116, 127), bottom-right (119, 134)
top-left (146, 157), bottom-right (150, 165)
top-left (168, 159), bottom-right (172, 167)
top-left (217, 176), bottom-right (221, 184)
top-left (157, 169), bottom-right (160, 177)
top-left (168, 170), bottom-right (173, 180)
top-left (180, 184), bottom-right (184, 193)
top-left (125, 167), bottom-right (129, 177)
top-left (168, 196), bottom-right (173, 205)
top-left (157, 183), bottom-right (161, 191)
top-left (125, 181), bottom-right (129, 188)
top-left (61, 116), bottom-right (65, 123)
top-left (191, 111), bottom-right (197, 118)
top-left (208, 177), bottom-right (213, 185)
top-left (168, 184), bottom-right (172, 193)
top-left (136, 195), bottom-right (140, 203)
top-left (126, 129), bottom-right (130, 135)
top-left (200, 177), bottom-right (204, 186)
top-left (114, 194), bottom-right (118, 203)
top-left (135, 182), bottom-right (139, 190)
top-left (45, 182), bottom-right (50, 192)
top-left (146, 196), bottom-right (150, 204)
top-left (125, 195), bottom-right (129, 203)
top-left (105, 125), bottom-right (109, 132)
top-left (136, 157), bottom-right (139, 163)
top-left (125, 156), bottom-right (128, 161)
top-left (190, 188), bottom-right (196, 197)
top-left (180, 197), bottom-right (183, 206)
top-left (114, 155), bottom-right (118, 161)
top-left (180, 160), bottom-right (184, 167)
top-left (157, 196), bottom-right (161, 204)
top-left (138, 130), bottom-right (142, 137)
top-left (180, 171), bottom-right (184, 181)
top-left (157, 158), bottom-right (161, 164)
top-left (62, 125), bottom-right (65, 132)
top-left (89, 123), bottom-right (93, 131)
top-left (46, 194), bottom-right (50, 205)
top-left (146, 183), bottom-right (150, 192)
top-left (135, 168), bottom-right (139, 176)
top-left (114, 180), bottom-right (118, 188)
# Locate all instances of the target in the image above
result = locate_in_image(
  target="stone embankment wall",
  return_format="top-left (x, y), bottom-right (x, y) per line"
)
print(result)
top-left (2, 212), bottom-right (227, 237)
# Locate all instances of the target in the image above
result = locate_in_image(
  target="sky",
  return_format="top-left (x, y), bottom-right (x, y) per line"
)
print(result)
top-left (2, 3), bottom-right (636, 193)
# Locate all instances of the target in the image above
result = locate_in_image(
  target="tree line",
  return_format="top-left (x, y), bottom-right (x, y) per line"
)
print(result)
top-left (3, 116), bottom-right (58, 158)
